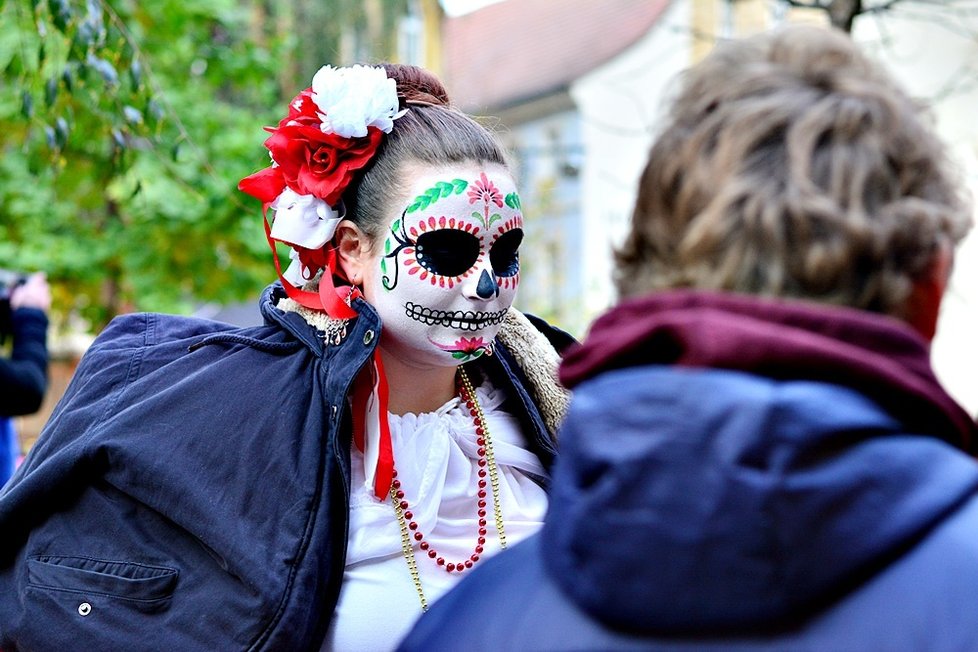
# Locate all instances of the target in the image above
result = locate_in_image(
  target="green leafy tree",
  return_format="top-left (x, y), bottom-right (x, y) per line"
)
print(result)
top-left (0, 0), bottom-right (289, 330)
top-left (1, 0), bottom-right (422, 331)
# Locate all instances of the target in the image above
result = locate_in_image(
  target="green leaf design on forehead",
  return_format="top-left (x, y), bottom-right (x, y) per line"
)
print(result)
top-left (504, 192), bottom-right (521, 210)
top-left (405, 178), bottom-right (469, 213)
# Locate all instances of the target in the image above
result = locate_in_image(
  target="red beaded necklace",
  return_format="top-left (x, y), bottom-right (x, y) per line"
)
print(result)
top-left (390, 365), bottom-right (506, 611)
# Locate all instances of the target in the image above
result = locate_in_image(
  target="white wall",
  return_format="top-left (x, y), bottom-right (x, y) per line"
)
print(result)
top-left (854, 12), bottom-right (978, 416)
top-left (569, 0), bottom-right (691, 332)
top-left (503, 110), bottom-right (585, 332)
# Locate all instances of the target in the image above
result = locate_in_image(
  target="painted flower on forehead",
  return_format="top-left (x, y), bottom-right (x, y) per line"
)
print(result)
top-left (467, 172), bottom-right (504, 208)
top-left (237, 64), bottom-right (406, 316)
top-left (466, 171), bottom-right (505, 229)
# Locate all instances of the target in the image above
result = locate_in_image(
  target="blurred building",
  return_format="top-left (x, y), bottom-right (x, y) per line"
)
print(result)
top-left (442, 0), bottom-right (978, 415)
top-left (442, 0), bottom-right (679, 336)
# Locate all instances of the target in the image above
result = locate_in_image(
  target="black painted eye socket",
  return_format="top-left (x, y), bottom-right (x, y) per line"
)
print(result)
top-left (415, 229), bottom-right (481, 277)
top-left (490, 229), bottom-right (523, 278)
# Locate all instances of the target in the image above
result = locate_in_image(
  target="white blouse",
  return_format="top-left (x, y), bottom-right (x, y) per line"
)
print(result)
top-left (321, 377), bottom-right (549, 651)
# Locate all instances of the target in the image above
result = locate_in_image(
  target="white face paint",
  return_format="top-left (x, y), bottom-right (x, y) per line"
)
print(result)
top-left (361, 161), bottom-right (524, 368)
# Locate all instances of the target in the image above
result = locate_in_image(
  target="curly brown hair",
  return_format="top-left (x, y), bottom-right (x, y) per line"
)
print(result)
top-left (615, 26), bottom-right (972, 320)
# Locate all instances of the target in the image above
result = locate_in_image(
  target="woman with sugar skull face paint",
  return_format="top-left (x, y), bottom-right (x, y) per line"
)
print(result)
top-left (0, 64), bottom-right (572, 651)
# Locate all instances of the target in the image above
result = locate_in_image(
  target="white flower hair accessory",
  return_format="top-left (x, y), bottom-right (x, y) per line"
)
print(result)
top-left (312, 65), bottom-right (406, 138)
top-left (238, 64), bottom-right (406, 318)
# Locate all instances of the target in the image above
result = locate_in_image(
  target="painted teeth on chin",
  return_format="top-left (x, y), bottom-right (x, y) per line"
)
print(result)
top-left (403, 302), bottom-right (508, 329)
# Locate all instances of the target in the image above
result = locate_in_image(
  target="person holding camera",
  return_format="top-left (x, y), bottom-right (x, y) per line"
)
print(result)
top-left (0, 272), bottom-right (51, 484)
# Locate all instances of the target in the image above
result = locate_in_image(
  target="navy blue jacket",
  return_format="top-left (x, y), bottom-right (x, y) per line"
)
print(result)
top-left (401, 291), bottom-right (978, 651)
top-left (0, 283), bottom-right (559, 650)
top-left (0, 306), bottom-right (49, 417)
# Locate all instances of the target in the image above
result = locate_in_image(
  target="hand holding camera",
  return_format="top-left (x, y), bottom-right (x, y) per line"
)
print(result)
top-left (9, 273), bottom-right (51, 313)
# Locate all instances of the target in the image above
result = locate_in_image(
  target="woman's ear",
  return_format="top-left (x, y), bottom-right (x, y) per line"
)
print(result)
top-left (905, 240), bottom-right (954, 341)
top-left (334, 220), bottom-right (373, 286)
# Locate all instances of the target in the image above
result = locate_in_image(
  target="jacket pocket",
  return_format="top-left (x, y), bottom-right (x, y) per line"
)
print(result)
top-left (27, 555), bottom-right (178, 606)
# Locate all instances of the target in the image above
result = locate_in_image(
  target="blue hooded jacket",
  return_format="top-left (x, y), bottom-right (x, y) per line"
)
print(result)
top-left (400, 291), bottom-right (978, 651)
top-left (0, 283), bottom-right (563, 650)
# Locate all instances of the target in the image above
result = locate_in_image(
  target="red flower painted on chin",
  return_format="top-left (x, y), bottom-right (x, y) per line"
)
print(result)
top-left (432, 336), bottom-right (492, 361)
top-left (238, 88), bottom-right (383, 206)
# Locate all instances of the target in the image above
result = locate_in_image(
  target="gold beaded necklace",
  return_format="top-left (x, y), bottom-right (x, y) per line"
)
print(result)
top-left (389, 365), bottom-right (507, 612)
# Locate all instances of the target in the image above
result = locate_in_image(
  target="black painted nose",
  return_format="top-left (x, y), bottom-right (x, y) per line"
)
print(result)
top-left (476, 269), bottom-right (500, 299)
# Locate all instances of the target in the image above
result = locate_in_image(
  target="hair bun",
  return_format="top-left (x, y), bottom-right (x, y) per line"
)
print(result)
top-left (381, 63), bottom-right (451, 108)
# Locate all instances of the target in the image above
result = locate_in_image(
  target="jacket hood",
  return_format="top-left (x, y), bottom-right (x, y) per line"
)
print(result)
top-left (560, 290), bottom-right (975, 450)
top-left (544, 291), bottom-right (978, 634)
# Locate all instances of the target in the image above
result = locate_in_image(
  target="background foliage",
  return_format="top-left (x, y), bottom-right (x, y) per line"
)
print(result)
top-left (0, 0), bottom-right (407, 330)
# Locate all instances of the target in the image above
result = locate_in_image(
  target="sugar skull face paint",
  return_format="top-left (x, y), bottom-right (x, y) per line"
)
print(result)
top-left (361, 162), bottom-right (523, 368)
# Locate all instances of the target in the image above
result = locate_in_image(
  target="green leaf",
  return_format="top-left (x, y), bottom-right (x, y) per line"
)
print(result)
top-left (123, 105), bottom-right (143, 125)
top-left (130, 59), bottom-right (142, 88)
top-left (391, 218), bottom-right (400, 234)
top-left (384, 238), bottom-right (391, 254)
top-left (471, 211), bottom-right (482, 221)
top-left (70, 23), bottom-right (94, 59)
top-left (407, 179), bottom-right (469, 213)
top-left (54, 117), bottom-right (69, 148)
top-left (87, 54), bottom-right (118, 87)
top-left (488, 213), bottom-right (502, 226)
top-left (45, 77), bottom-right (58, 107)
top-left (504, 192), bottom-right (521, 210)
top-left (111, 128), bottom-right (127, 152)
top-left (85, 0), bottom-right (104, 34)
top-left (380, 258), bottom-right (387, 275)
top-left (146, 98), bottom-right (164, 126)
top-left (21, 91), bottom-right (33, 119)
top-left (47, 0), bottom-right (72, 32)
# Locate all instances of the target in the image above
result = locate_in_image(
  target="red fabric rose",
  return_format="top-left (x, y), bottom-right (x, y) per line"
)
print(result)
top-left (238, 166), bottom-right (285, 204)
top-left (255, 88), bottom-right (383, 205)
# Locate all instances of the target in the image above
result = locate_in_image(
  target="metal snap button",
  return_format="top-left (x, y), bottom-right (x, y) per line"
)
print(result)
top-left (363, 330), bottom-right (375, 345)
top-left (78, 602), bottom-right (92, 616)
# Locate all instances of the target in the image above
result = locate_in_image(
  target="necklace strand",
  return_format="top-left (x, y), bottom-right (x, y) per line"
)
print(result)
top-left (390, 365), bottom-right (506, 612)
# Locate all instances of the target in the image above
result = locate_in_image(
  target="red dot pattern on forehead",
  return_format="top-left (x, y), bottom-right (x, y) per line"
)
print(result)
top-left (408, 215), bottom-right (481, 240)
top-left (491, 215), bottom-right (524, 244)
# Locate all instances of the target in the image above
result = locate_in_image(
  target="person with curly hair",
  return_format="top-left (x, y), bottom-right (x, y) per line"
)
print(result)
top-left (401, 25), bottom-right (978, 651)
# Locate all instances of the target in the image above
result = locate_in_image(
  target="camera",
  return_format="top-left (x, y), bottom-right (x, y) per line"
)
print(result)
top-left (0, 269), bottom-right (28, 339)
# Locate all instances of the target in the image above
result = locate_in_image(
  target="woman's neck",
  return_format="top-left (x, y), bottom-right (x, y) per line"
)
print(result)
top-left (379, 349), bottom-right (459, 416)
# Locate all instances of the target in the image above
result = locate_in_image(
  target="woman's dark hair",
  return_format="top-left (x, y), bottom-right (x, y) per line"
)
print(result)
top-left (346, 63), bottom-right (509, 239)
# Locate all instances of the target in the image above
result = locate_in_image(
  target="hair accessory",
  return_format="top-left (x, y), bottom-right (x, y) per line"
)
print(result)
top-left (239, 65), bottom-right (407, 320)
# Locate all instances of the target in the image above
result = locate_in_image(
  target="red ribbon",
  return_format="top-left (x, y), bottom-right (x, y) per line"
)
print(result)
top-left (259, 202), bottom-right (390, 498)
top-left (351, 349), bottom-right (394, 500)
top-left (261, 202), bottom-right (358, 320)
